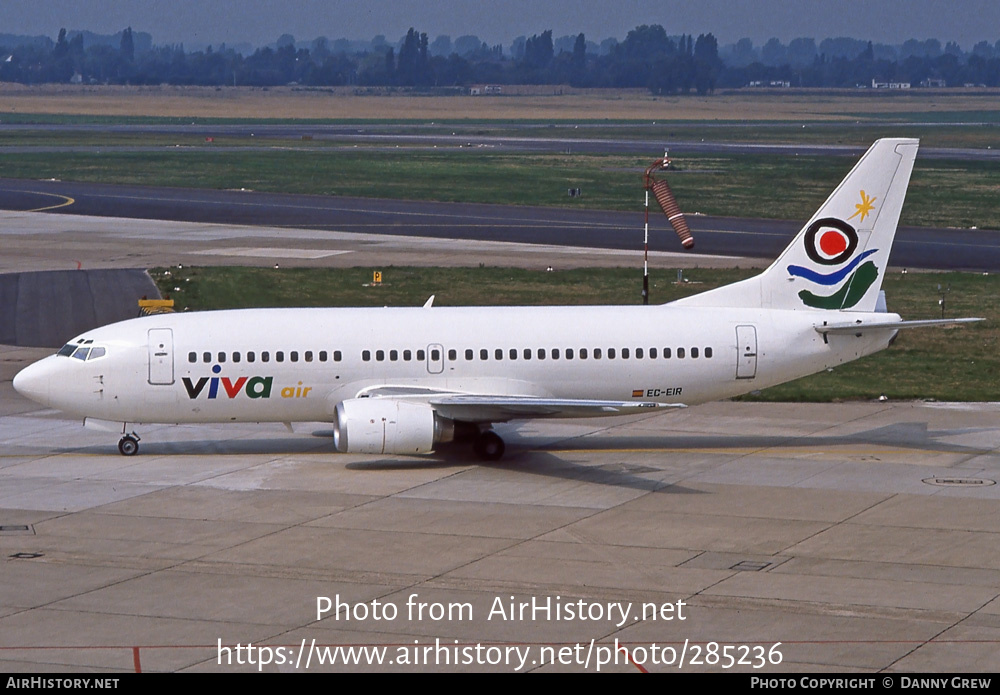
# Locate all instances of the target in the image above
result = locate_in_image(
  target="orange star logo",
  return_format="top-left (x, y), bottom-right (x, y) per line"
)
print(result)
top-left (848, 190), bottom-right (877, 222)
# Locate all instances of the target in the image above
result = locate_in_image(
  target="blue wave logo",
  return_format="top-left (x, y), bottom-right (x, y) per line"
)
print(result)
top-left (788, 249), bottom-right (878, 286)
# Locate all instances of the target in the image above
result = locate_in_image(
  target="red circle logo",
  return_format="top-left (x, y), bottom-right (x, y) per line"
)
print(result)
top-left (819, 230), bottom-right (848, 257)
top-left (804, 218), bottom-right (858, 265)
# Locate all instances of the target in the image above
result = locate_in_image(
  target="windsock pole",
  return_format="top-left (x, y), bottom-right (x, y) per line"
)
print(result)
top-left (643, 189), bottom-right (650, 305)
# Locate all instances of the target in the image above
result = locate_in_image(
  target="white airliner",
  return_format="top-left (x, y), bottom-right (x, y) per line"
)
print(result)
top-left (12, 138), bottom-right (979, 460)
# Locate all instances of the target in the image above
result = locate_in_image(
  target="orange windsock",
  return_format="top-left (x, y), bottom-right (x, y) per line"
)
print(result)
top-left (649, 179), bottom-right (694, 249)
top-left (644, 158), bottom-right (694, 249)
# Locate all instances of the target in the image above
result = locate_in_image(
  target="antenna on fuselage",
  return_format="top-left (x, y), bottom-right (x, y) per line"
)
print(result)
top-left (642, 150), bottom-right (695, 304)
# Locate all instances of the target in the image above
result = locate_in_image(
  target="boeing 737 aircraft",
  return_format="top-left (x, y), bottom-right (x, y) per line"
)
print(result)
top-left (12, 139), bottom-right (979, 460)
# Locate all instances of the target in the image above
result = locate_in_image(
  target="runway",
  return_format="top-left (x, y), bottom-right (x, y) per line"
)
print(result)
top-left (1, 201), bottom-right (999, 672)
top-left (2, 178), bottom-right (999, 271)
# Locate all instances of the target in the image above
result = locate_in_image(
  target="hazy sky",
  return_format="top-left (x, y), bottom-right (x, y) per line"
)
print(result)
top-left (3, 0), bottom-right (999, 49)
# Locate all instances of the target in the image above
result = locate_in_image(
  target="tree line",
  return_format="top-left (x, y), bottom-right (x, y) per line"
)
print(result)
top-left (3, 24), bottom-right (1000, 92)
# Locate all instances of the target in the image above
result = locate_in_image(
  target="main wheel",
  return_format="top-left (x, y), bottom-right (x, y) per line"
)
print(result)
top-left (473, 431), bottom-right (505, 461)
top-left (118, 435), bottom-right (139, 456)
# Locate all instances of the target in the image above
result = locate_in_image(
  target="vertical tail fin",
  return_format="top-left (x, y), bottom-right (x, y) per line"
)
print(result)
top-left (674, 138), bottom-right (919, 311)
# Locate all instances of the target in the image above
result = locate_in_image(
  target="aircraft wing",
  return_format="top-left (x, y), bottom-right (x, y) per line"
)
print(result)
top-left (427, 395), bottom-right (684, 423)
top-left (352, 386), bottom-right (685, 423)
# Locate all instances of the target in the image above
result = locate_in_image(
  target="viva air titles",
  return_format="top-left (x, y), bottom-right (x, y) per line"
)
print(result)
top-left (182, 365), bottom-right (311, 400)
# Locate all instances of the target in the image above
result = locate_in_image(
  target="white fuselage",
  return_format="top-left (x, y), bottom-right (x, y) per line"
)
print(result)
top-left (14, 304), bottom-right (897, 425)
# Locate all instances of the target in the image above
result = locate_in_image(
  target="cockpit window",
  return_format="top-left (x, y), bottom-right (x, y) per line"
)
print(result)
top-left (59, 344), bottom-right (107, 361)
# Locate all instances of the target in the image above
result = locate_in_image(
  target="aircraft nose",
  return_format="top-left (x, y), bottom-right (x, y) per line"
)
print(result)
top-left (12, 359), bottom-right (54, 406)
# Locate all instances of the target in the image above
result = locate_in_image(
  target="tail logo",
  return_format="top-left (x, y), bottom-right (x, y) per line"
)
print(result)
top-left (803, 218), bottom-right (858, 265)
top-left (788, 217), bottom-right (879, 310)
top-left (848, 189), bottom-right (877, 223)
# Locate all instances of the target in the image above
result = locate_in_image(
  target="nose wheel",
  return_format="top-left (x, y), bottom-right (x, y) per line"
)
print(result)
top-left (118, 434), bottom-right (140, 456)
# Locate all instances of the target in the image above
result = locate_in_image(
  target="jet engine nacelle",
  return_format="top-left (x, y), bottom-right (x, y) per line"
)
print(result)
top-left (333, 398), bottom-right (454, 455)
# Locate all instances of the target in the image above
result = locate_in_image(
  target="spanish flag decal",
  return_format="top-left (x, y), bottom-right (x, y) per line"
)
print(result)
top-left (632, 389), bottom-right (644, 398)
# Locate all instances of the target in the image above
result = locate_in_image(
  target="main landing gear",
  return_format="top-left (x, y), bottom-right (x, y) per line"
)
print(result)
top-left (473, 430), bottom-right (505, 461)
top-left (118, 433), bottom-right (140, 456)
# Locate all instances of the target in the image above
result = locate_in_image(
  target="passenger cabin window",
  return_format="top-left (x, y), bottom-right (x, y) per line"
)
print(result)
top-left (203, 352), bottom-right (211, 363)
top-left (247, 351), bottom-right (256, 363)
top-left (678, 348), bottom-right (686, 358)
top-left (495, 349), bottom-right (503, 360)
top-left (419, 349), bottom-right (427, 361)
top-left (233, 352), bottom-right (241, 363)
top-left (262, 351), bottom-right (270, 362)
top-left (334, 351), bottom-right (342, 362)
top-left (691, 347), bottom-right (699, 358)
top-left (481, 349), bottom-right (488, 360)
top-left (306, 351), bottom-right (314, 362)
top-left (276, 351), bottom-right (285, 363)
top-left (218, 352), bottom-right (226, 363)
top-left (362, 350), bottom-right (371, 362)
top-left (705, 347), bottom-right (713, 358)
top-left (291, 351), bottom-right (299, 362)
top-left (188, 351), bottom-right (197, 363)
top-left (448, 349), bottom-right (457, 361)
top-left (389, 350), bottom-right (398, 361)
top-left (465, 349), bottom-right (474, 361)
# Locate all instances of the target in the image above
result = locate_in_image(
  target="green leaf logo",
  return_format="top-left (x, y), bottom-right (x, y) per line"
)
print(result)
top-left (798, 261), bottom-right (879, 310)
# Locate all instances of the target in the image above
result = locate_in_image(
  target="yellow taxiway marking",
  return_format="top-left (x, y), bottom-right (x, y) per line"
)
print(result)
top-left (22, 191), bottom-right (76, 212)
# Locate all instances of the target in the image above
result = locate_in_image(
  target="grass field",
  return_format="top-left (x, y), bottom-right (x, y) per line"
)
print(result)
top-left (152, 265), bottom-right (999, 403)
top-left (4, 84), bottom-right (1000, 122)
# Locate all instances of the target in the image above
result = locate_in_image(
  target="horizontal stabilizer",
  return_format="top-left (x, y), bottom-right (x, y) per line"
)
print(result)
top-left (815, 317), bottom-right (983, 334)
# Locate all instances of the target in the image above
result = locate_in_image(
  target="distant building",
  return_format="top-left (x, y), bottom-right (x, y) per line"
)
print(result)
top-left (872, 79), bottom-right (911, 89)
top-left (921, 78), bottom-right (947, 87)
top-left (748, 80), bottom-right (790, 88)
